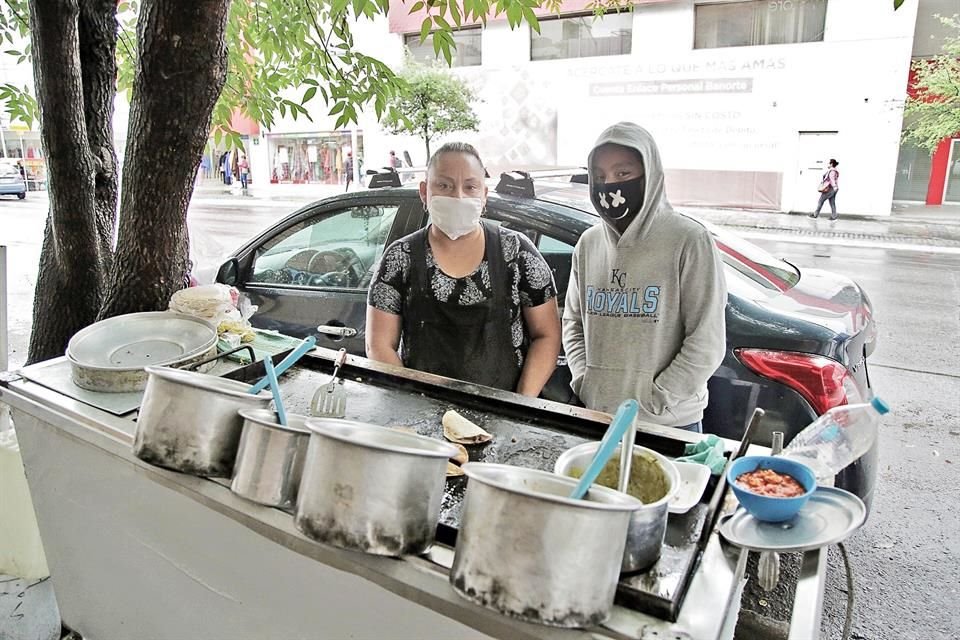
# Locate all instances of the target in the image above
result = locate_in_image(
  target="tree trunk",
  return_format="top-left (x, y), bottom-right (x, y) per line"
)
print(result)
top-left (78, 0), bottom-right (120, 266)
top-left (26, 0), bottom-right (110, 363)
top-left (425, 135), bottom-right (431, 161)
top-left (98, 0), bottom-right (230, 319)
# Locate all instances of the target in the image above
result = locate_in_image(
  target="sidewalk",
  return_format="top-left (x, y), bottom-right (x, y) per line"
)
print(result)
top-left (677, 203), bottom-right (960, 252)
top-left (194, 179), bottom-right (960, 249)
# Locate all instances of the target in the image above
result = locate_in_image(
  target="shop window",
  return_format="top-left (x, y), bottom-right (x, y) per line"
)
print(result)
top-left (250, 205), bottom-right (400, 290)
top-left (893, 143), bottom-right (933, 202)
top-left (269, 133), bottom-right (362, 185)
top-left (531, 12), bottom-right (632, 61)
top-left (694, 0), bottom-right (827, 49)
top-left (404, 28), bottom-right (482, 67)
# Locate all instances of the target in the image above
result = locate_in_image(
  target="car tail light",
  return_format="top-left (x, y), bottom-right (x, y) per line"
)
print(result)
top-left (735, 349), bottom-right (850, 415)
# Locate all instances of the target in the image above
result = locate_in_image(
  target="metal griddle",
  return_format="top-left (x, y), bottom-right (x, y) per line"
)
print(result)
top-left (229, 351), bottom-right (731, 622)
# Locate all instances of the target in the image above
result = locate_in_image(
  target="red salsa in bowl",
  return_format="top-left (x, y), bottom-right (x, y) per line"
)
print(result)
top-left (736, 468), bottom-right (806, 498)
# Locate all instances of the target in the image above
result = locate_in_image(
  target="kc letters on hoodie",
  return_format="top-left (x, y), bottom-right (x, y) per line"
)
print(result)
top-left (562, 123), bottom-right (727, 426)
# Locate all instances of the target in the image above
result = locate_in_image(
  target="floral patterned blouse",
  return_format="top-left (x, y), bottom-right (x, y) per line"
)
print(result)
top-left (368, 225), bottom-right (558, 367)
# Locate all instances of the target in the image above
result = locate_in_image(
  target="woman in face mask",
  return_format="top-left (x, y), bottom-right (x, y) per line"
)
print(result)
top-left (365, 142), bottom-right (561, 396)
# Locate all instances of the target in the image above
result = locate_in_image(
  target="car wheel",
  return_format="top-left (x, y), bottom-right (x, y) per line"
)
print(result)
top-left (17, 192), bottom-right (26, 199)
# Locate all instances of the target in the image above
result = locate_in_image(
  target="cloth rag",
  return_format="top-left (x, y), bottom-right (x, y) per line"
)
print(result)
top-left (677, 434), bottom-right (727, 475)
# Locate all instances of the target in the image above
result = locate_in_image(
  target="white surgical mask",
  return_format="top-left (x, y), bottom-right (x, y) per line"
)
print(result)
top-left (427, 196), bottom-right (483, 240)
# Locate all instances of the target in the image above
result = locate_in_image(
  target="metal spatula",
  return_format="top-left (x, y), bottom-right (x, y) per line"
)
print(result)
top-left (310, 348), bottom-right (348, 418)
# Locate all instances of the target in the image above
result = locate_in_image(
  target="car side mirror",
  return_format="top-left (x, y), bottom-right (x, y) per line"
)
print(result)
top-left (216, 257), bottom-right (240, 286)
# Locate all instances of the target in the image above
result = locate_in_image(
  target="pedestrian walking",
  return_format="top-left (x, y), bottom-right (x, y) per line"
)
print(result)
top-left (344, 152), bottom-right (354, 192)
top-left (811, 159), bottom-right (840, 220)
top-left (238, 153), bottom-right (250, 193)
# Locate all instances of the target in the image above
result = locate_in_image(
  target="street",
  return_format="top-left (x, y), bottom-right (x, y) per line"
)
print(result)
top-left (1, 189), bottom-right (959, 639)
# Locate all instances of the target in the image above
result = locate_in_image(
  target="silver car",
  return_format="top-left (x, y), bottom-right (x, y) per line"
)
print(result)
top-left (0, 162), bottom-right (27, 199)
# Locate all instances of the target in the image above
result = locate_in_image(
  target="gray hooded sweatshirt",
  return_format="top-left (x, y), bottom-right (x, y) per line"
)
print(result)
top-left (562, 123), bottom-right (727, 425)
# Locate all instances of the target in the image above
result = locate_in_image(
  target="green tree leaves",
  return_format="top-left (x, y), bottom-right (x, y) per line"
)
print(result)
top-left (381, 61), bottom-right (480, 158)
top-left (903, 15), bottom-right (960, 153)
top-left (0, 0), bottom-right (573, 149)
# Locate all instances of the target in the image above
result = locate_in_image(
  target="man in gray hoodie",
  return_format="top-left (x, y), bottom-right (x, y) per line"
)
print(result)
top-left (562, 123), bottom-right (727, 432)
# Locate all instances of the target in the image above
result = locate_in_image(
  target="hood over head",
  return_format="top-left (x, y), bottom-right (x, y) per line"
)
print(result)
top-left (587, 122), bottom-right (672, 246)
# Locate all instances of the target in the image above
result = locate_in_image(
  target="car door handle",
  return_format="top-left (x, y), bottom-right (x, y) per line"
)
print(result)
top-left (316, 325), bottom-right (358, 338)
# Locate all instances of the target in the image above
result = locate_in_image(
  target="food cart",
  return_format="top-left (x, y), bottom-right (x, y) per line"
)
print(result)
top-left (0, 347), bottom-right (828, 639)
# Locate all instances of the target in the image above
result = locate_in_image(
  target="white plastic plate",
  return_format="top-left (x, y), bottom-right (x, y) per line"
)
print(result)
top-left (668, 461), bottom-right (712, 514)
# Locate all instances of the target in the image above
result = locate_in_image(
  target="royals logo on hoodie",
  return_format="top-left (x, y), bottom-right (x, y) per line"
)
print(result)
top-left (585, 269), bottom-right (661, 320)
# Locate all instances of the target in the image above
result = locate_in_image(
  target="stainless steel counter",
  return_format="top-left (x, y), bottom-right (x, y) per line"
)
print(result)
top-left (0, 355), bottom-right (827, 640)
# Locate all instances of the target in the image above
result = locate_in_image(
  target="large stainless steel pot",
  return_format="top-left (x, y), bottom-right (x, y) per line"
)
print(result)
top-left (231, 410), bottom-right (310, 509)
top-left (450, 463), bottom-right (642, 628)
top-left (297, 418), bottom-right (459, 556)
top-left (133, 366), bottom-right (272, 477)
top-left (554, 442), bottom-right (681, 572)
top-left (67, 312), bottom-right (218, 392)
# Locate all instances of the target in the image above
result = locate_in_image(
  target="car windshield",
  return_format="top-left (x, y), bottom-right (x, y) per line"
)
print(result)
top-left (0, 164), bottom-right (19, 177)
top-left (538, 186), bottom-right (800, 291)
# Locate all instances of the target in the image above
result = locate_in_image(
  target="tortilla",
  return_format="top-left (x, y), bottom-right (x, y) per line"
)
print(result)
top-left (446, 462), bottom-right (465, 477)
top-left (442, 410), bottom-right (492, 445)
top-left (450, 443), bottom-right (469, 465)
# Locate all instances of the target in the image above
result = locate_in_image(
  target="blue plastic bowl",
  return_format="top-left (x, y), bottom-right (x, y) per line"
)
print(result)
top-left (728, 456), bottom-right (816, 523)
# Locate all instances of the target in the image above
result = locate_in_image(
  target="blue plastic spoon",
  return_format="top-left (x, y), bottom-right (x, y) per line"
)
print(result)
top-left (262, 355), bottom-right (288, 426)
top-left (568, 399), bottom-right (640, 500)
top-left (248, 335), bottom-right (316, 394)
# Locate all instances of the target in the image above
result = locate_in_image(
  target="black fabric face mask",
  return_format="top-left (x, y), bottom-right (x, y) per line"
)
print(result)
top-left (591, 176), bottom-right (645, 234)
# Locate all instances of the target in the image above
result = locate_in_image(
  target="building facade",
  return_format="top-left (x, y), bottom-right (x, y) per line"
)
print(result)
top-left (236, 0), bottom-right (958, 213)
top-left (376, 0), bottom-right (919, 214)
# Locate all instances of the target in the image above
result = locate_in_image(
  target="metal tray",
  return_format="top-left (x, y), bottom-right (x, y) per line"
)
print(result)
top-left (67, 311), bottom-right (217, 369)
top-left (67, 312), bottom-right (218, 392)
top-left (719, 487), bottom-right (866, 553)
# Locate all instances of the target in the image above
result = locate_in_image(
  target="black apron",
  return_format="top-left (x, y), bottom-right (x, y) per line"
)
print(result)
top-left (402, 222), bottom-right (522, 391)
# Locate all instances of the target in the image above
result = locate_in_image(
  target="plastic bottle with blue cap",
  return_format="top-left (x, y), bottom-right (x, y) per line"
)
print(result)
top-left (781, 397), bottom-right (890, 480)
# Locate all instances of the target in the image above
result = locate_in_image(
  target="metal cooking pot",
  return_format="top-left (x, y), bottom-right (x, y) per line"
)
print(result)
top-left (67, 312), bottom-right (218, 392)
top-left (450, 463), bottom-right (642, 628)
top-left (231, 409), bottom-right (311, 509)
top-left (296, 418), bottom-right (459, 556)
top-left (554, 442), bottom-right (681, 573)
top-left (133, 366), bottom-right (272, 477)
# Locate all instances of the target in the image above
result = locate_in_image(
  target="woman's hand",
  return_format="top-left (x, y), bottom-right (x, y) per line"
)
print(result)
top-left (516, 299), bottom-right (562, 397)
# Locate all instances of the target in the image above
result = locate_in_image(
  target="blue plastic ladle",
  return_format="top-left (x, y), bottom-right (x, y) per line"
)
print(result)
top-left (262, 354), bottom-right (288, 426)
top-left (568, 399), bottom-right (640, 500)
top-left (248, 336), bottom-right (316, 394)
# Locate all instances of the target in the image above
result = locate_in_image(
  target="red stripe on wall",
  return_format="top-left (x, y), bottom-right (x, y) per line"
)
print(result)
top-left (926, 137), bottom-right (952, 205)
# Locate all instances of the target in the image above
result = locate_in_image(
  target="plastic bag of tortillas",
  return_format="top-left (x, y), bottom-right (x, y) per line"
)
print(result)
top-left (169, 283), bottom-right (243, 325)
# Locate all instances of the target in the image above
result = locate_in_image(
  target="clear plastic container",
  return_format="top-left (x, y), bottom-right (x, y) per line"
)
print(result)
top-left (781, 397), bottom-right (890, 480)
